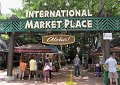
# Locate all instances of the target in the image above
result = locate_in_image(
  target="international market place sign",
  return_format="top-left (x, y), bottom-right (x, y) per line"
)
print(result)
top-left (42, 35), bottom-right (75, 45)
top-left (25, 10), bottom-right (93, 29)
top-left (0, 9), bottom-right (120, 32)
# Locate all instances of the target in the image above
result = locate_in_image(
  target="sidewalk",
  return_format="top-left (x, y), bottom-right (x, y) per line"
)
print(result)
top-left (0, 66), bottom-right (104, 85)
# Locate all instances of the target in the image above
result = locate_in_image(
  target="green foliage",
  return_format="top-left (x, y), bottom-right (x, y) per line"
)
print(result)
top-left (10, 8), bottom-right (25, 18)
top-left (0, 15), bottom-right (6, 19)
top-left (104, 0), bottom-right (120, 16)
top-left (8, 0), bottom-right (119, 18)
top-left (15, 33), bottom-right (42, 45)
top-left (1, 34), bottom-right (9, 40)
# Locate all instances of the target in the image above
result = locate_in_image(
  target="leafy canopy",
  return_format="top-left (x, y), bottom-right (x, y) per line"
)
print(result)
top-left (0, 0), bottom-right (119, 19)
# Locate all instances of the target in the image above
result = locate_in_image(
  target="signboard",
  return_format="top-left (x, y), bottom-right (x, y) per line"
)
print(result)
top-left (42, 35), bottom-right (75, 45)
top-left (25, 10), bottom-right (92, 29)
top-left (103, 33), bottom-right (112, 40)
top-left (0, 10), bottom-right (120, 32)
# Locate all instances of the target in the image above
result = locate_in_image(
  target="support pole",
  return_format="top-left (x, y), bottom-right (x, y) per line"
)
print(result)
top-left (99, 33), bottom-right (110, 62)
top-left (104, 40), bottom-right (110, 60)
top-left (7, 33), bottom-right (15, 76)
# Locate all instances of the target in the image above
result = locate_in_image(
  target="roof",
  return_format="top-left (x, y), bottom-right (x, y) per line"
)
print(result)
top-left (90, 36), bottom-right (120, 56)
top-left (90, 47), bottom-right (120, 56)
top-left (14, 44), bottom-right (52, 53)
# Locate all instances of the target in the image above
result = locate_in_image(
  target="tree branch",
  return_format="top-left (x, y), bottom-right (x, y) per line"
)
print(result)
top-left (97, 0), bottom-right (106, 17)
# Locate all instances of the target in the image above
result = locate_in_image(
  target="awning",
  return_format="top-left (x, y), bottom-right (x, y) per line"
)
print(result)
top-left (90, 52), bottom-right (102, 56)
top-left (90, 47), bottom-right (120, 56)
top-left (14, 44), bottom-right (52, 53)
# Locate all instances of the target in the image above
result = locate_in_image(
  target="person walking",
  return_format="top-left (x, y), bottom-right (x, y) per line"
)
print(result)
top-left (73, 55), bottom-right (81, 77)
top-left (105, 52), bottom-right (118, 85)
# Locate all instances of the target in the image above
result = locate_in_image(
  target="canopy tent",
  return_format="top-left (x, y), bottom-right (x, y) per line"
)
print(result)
top-left (14, 44), bottom-right (53, 53)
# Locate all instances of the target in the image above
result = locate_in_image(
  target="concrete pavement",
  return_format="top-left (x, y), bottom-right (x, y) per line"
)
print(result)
top-left (0, 66), bottom-right (105, 85)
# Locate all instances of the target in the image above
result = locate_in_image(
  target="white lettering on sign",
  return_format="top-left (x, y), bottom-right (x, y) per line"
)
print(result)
top-left (26, 10), bottom-right (92, 18)
top-left (64, 19), bottom-right (92, 28)
top-left (25, 20), bottom-right (92, 29)
top-left (25, 20), bottom-right (62, 29)
top-left (47, 37), bottom-right (70, 42)
top-left (42, 35), bottom-right (75, 45)
top-left (25, 9), bottom-right (93, 29)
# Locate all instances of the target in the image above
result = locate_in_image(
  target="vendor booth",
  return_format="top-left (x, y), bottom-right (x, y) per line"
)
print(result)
top-left (13, 44), bottom-right (64, 77)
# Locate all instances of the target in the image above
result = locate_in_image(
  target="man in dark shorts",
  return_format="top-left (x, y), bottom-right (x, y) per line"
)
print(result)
top-left (36, 60), bottom-right (43, 82)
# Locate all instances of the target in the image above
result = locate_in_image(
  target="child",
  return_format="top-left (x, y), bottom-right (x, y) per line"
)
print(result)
top-left (95, 62), bottom-right (101, 77)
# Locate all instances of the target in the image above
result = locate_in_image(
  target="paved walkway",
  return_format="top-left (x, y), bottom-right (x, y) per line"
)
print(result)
top-left (0, 66), bottom-right (105, 85)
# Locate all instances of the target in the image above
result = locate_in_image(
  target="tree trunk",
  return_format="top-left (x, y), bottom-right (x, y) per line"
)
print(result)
top-left (97, 0), bottom-right (106, 16)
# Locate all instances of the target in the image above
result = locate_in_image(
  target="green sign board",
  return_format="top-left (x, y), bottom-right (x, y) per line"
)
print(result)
top-left (0, 10), bottom-right (120, 33)
top-left (0, 11), bottom-right (120, 33)
top-left (0, 17), bottom-right (120, 33)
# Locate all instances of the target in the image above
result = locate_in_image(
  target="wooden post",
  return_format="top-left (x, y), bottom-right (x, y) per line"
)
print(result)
top-left (7, 33), bottom-right (15, 76)
top-left (104, 40), bottom-right (110, 60)
top-left (98, 0), bottom-right (110, 61)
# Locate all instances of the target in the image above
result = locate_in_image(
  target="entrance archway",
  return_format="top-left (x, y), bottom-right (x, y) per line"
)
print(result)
top-left (0, 16), bottom-right (120, 76)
